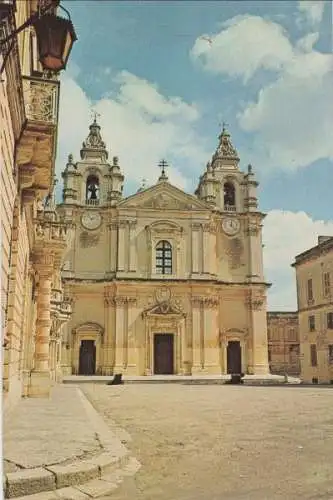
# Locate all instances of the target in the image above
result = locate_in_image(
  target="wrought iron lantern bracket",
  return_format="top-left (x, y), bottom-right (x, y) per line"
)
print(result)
top-left (0, 1), bottom-right (76, 76)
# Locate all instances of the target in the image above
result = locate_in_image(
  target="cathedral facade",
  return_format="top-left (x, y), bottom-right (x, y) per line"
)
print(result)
top-left (57, 119), bottom-right (270, 377)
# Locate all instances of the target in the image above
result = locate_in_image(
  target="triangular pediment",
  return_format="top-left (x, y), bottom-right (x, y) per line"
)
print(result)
top-left (118, 182), bottom-right (209, 211)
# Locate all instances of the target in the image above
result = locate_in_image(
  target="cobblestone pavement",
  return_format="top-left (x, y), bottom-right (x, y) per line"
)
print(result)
top-left (82, 384), bottom-right (333, 500)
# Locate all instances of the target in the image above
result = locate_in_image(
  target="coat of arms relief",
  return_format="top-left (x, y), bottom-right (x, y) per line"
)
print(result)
top-left (143, 286), bottom-right (184, 316)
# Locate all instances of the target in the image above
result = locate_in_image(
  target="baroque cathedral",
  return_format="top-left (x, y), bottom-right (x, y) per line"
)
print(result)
top-left (57, 118), bottom-right (270, 377)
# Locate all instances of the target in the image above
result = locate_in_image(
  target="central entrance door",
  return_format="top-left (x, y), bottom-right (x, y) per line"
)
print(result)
top-left (154, 334), bottom-right (174, 375)
top-left (79, 340), bottom-right (96, 375)
top-left (227, 340), bottom-right (242, 374)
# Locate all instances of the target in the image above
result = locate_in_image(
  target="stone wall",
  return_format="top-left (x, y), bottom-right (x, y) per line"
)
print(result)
top-left (267, 312), bottom-right (300, 376)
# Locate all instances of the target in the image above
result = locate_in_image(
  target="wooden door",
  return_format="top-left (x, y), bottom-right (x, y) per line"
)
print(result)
top-left (154, 334), bottom-right (174, 375)
top-left (227, 340), bottom-right (242, 374)
top-left (79, 340), bottom-right (96, 375)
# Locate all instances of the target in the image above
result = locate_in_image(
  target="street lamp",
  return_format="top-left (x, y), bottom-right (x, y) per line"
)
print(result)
top-left (0, 2), bottom-right (77, 75)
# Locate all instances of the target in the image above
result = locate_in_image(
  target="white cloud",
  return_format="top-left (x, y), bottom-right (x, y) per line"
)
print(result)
top-left (191, 12), bottom-right (333, 171)
top-left (297, 1), bottom-right (326, 27)
top-left (238, 51), bottom-right (333, 170)
top-left (263, 210), bottom-right (333, 310)
top-left (296, 32), bottom-right (319, 52)
top-left (190, 15), bottom-right (294, 83)
top-left (56, 71), bottom-right (209, 192)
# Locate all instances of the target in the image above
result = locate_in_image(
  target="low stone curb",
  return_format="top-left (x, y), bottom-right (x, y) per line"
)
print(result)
top-left (10, 457), bottom-right (141, 500)
top-left (4, 388), bottom-right (140, 499)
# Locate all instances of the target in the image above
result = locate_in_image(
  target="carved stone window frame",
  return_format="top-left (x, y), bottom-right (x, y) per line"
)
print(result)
top-left (148, 221), bottom-right (184, 278)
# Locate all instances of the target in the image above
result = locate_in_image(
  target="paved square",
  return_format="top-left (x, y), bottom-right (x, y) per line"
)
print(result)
top-left (82, 384), bottom-right (333, 500)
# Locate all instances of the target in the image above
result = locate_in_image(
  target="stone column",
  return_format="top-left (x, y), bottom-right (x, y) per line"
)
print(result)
top-left (114, 297), bottom-right (126, 372)
top-left (129, 221), bottom-right (137, 272)
top-left (29, 253), bottom-right (54, 398)
top-left (117, 222), bottom-right (126, 271)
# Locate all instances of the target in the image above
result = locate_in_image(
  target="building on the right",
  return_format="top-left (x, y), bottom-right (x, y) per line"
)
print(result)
top-left (292, 236), bottom-right (333, 384)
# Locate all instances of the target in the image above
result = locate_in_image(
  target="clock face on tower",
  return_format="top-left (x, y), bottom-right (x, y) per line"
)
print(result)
top-left (81, 211), bottom-right (102, 230)
top-left (222, 217), bottom-right (240, 236)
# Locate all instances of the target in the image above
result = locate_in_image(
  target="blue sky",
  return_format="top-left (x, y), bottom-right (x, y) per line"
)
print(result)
top-left (57, 0), bottom-right (333, 310)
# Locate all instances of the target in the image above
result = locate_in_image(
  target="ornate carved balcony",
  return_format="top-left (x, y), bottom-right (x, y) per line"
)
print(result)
top-left (51, 288), bottom-right (72, 323)
top-left (33, 215), bottom-right (72, 268)
top-left (16, 75), bottom-right (60, 197)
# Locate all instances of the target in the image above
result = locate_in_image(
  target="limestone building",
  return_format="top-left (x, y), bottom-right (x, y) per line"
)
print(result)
top-left (292, 236), bottom-right (333, 384)
top-left (266, 312), bottom-right (300, 376)
top-left (1, 0), bottom-right (73, 406)
top-left (58, 119), bottom-right (271, 377)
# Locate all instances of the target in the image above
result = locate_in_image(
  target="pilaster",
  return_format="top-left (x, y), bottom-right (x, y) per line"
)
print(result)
top-left (246, 217), bottom-right (264, 282)
top-left (126, 297), bottom-right (138, 373)
top-left (108, 222), bottom-right (118, 274)
top-left (246, 288), bottom-right (269, 374)
top-left (203, 297), bottom-right (220, 372)
top-left (101, 297), bottom-right (114, 375)
top-left (202, 224), bottom-right (211, 274)
top-left (128, 221), bottom-right (137, 272)
top-left (117, 222), bottom-right (126, 271)
top-left (191, 297), bottom-right (205, 373)
top-left (203, 223), bottom-right (217, 276)
top-left (114, 296), bottom-right (126, 372)
top-left (191, 224), bottom-right (200, 274)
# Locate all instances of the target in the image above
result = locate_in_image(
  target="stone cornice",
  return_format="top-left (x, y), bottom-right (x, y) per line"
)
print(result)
top-left (104, 296), bottom-right (137, 306)
top-left (191, 296), bottom-right (219, 307)
top-left (292, 237), bottom-right (333, 268)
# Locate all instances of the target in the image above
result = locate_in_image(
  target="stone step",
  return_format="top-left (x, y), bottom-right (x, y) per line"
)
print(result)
top-left (9, 457), bottom-right (141, 500)
top-left (63, 374), bottom-right (301, 386)
top-left (4, 450), bottom-right (140, 499)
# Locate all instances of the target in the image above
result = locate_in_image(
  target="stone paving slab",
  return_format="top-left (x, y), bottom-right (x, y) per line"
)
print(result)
top-left (4, 386), bottom-right (101, 469)
top-left (3, 385), bottom-right (140, 499)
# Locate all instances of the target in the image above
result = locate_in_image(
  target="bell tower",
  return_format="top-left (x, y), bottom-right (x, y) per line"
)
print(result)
top-left (61, 117), bottom-right (124, 208)
top-left (195, 124), bottom-right (249, 212)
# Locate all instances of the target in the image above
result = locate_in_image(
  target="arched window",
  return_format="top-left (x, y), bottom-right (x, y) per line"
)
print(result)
top-left (156, 240), bottom-right (172, 274)
top-left (86, 175), bottom-right (100, 204)
top-left (223, 181), bottom-right (236, 208)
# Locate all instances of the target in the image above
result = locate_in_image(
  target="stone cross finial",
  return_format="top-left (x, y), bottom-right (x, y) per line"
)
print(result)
top-left (158, 159), bottom-right (169, 181)
top-left (159, 159), bottom-right (168, 174)
top-left (90, 109), bottom-right (101, 123)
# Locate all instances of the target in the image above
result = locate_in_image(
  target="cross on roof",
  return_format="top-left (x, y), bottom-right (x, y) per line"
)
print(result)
top-left (90, 109), bottom-right (101, 122)
top-left (158, 159), bottom-right (168, 174)
top-left (218, 120), bottom-right (229, 132)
